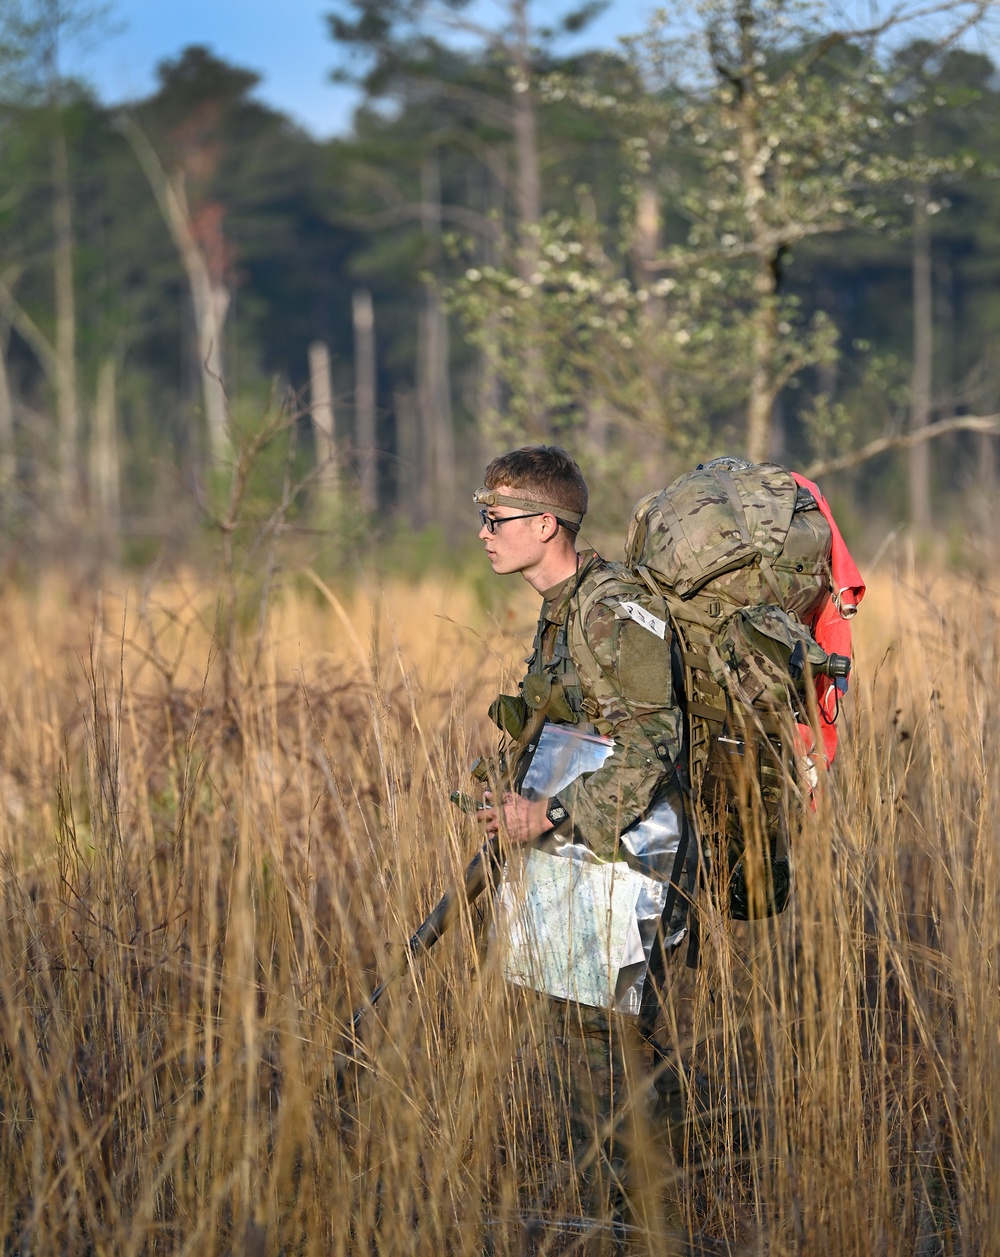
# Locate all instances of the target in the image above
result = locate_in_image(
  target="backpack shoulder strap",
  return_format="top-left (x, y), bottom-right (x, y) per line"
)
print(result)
top-left (661, 591), bottom-right (727, 797)
top-left (566, 562), bottom-right (635, 687)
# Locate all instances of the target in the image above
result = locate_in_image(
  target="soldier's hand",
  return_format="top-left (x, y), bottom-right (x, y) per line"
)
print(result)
top-left (481, 791), bottom-right (552, 844)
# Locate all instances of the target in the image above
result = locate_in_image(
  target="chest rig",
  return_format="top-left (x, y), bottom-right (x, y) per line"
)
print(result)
top-left (522, 613), bottom-right (591, 727)
top-left (485, 590), bottom-right (591, 792)
top-left (520, 558), bottom-right (640, 737)
top-left (490, 556), bottom-right (653, 766)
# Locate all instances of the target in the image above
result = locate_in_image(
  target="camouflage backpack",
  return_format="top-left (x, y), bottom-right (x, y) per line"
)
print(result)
top-left (623, 458), bottom-right (853, 921)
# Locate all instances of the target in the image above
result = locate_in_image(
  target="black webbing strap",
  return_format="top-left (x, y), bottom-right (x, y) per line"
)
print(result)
top-left (660, 780), bottom-right (690, 937)
top-left (666, 629), bottom-right (705, 969)
top-left (684, 841), bottom-right (702, 969)
top-left (665, 632), bottom-right (703, 967)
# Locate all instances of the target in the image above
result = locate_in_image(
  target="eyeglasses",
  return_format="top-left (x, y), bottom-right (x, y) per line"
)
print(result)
top-left (478, 508), bottom-right (542, 533)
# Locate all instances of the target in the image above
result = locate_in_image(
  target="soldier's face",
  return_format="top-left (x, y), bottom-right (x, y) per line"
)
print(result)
top-left (478, 485), bottom-right (548, 576)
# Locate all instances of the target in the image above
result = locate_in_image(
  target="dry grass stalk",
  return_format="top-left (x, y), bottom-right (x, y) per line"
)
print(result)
top-left (0, 566), bottom-right (995, 1254)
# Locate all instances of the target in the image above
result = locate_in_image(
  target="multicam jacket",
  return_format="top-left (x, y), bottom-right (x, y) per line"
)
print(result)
top-left (518, 550), bottom-right (683, 860)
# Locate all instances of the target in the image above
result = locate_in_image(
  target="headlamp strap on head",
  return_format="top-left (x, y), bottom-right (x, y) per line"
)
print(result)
top-left (473, 487), bottom-right (583, 532)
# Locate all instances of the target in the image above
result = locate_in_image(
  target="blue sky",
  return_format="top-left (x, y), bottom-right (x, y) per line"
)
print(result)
top-left (66, 1), bottom-right (657, 139)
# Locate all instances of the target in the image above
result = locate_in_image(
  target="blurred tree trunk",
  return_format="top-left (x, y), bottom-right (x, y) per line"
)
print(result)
top-left (394, 387), bottom-right (421, 526)
top-left (633, 183), bottom-right (660, 280)
top-left (308, 340), bottom-right (339, 512)
top-left (0, 323), bottom-right (14, 499)
top-left (509, 0), bottom-right (545, 435)
top-left (633, 182), bottom-right (665, 411)
top-left (909, 187), bottom-right (932, 529)
top-left (770, 394), bottom-right (787, 463)
top-left (977, 428), bottom-right (996, 497)
top-left (746, 271), bottom-right (780, 463)
top-left (0, 275), bottom-right (73, 505)
top-left (188, 234), bottom-right (231, 470)
top-left (51, 118), bottom-right (79, 508)
top-left (477, 310), bottom-right (501, 470)
top-left (434, 303), bottom-right (454, 503)
top-left (416, 300), bottom-right (454, 517)
top-left (416, 305), bottom-right (434, 524)
top-left (977, 431), bottom-right (997, 545)
top-left (121, 116), bottom-right (231, 471)
top-left (89, 355), bottom-right (119, 550)
top-left (352, 288), bottom-right (377, 512)
top-left (418, 152), bottom-right (455, 522)
top-left (585, 397), bottom-right (610, 462)
top-left (476, 153), bottom-right (506, 470)
top-left (510, 0), bottom-right (540, 272)
top-left (934, 252), bottom-right (959, 475)
top-left (732, 10), bottom-right (781, 466)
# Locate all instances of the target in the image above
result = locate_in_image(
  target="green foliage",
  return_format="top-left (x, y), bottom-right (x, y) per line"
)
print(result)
top-left (452, 0), bottom-right (992, 469)
top-left (0, 0), bottom-right (998, 561)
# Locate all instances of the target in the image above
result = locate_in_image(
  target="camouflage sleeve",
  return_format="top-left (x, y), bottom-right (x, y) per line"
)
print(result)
top-left (556, 596), bottom-right (684, 860)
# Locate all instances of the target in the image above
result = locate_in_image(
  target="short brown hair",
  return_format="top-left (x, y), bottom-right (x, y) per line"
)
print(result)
top-left (483, 446), bottom-right (588, 520)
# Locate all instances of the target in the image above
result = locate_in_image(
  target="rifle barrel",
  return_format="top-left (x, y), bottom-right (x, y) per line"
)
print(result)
top-left (351, 837), bottom-right (502, 1033)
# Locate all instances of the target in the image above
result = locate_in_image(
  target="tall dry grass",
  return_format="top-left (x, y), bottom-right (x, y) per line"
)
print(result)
top-left (0, 561), bottom-right (996, 1255)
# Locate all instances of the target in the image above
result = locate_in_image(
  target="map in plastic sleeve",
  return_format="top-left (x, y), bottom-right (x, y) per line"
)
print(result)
top-left (519, 724), bottom-right (613, 801)
top-left (497, 847), bottom-right (666, 1011)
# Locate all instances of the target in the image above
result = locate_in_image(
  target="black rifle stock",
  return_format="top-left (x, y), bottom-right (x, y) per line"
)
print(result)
top-left (351, 836), bottom-right (504, 1033)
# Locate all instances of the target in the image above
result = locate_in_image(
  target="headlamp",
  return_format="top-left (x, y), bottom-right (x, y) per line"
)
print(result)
top-left (473, 487), bottom-right (583, 532)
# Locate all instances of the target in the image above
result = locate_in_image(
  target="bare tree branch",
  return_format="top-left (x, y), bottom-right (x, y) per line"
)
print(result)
top-left (118, 111), bottom-right (231, 468)
top-left (426, 78), bottom-right (517, 130)
top-left (647, 219), bottom-right (852, 273)
top-left (804, 413), bottom-right (1000, 479)
top-left (332, 198), bottom-right (499, 238)
top-left (117, 113), bottom-right (202, 289)
top-left (0, 273), bottom-right (61, 384)
top-left (784, 0), bottom-right (988, 83)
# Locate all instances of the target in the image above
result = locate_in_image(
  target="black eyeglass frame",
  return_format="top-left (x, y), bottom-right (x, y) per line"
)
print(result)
top-left (478, 508), bottom-right (543, 533)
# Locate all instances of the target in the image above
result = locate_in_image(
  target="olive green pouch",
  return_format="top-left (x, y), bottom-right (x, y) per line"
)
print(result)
top-left (489, 693), bottom-right (530, 737)
top-left (544, 680), bottom-right (579, 723)
top-left (521, 673), bottom-right (552, 715)
top-left (520, 672), bottom-right (579, 724)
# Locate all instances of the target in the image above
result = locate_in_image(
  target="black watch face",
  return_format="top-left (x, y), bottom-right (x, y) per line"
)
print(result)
top-left (548, 802), bottom-right (569, 825)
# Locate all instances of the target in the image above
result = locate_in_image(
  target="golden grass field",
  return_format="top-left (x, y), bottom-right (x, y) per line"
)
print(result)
top-left (0, 557), bottom-right (996, 1255)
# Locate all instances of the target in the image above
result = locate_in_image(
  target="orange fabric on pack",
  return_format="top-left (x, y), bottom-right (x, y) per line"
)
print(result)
top-left (791, 472), bottom-right (866, 765)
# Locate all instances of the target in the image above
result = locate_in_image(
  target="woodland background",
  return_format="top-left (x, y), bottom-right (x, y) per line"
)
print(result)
top-left (1, 0), bottom-right (999, 574)
top-left (1, 5), bottom-right (999, 1253)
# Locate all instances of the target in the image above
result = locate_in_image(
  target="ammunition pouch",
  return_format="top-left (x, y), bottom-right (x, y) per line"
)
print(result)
top-left (522, 672), bottom-right (552, 715)
top-left (488, 680), bottom-right (582, 739)
top-left (545, 680), bottom-right (580, 724)
top-left (519, 673), bottom-right (580, 724)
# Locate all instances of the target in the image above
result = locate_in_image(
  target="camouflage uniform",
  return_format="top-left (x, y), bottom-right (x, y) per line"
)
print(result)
top-left (503, 991), bottom-right (666, 1251)
top-left (516, 549), bottom-right (683, 855)
top-left (499, 551), bottom-right (685, 1247)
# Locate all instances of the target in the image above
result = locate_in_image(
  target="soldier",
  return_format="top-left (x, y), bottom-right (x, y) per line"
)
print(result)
top-left (474, 445), bottom-right (687, 1246)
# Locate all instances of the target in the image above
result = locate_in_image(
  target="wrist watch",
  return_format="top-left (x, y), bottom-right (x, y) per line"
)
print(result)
top-left (545, 798), bottom-right (570, 828)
